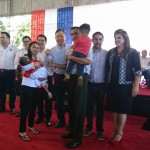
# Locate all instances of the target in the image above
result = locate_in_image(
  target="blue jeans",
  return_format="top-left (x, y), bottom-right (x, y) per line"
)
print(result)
top-left (66, 51), bottom-right (86, 76)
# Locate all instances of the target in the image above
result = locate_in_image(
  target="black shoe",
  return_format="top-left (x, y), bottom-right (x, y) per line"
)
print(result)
top-left (46, 119), bottom-right (51, 127)
top-left (96, 132), bottom-right (104, 141)
top-left (66, 125), bottom-right (71, 131)
top-left (62, 133), bottom-right (73, 139)
top-left (55, 121), bottom-right (66, 128)
top-left (65, 140), bottom-right (82, 148)
top-left (10, 109), bottom-right (15, 115)
top-left (83, 129), bottom-right (92, 136)
top-left (15, 112), bottom-right (20, 117)
top-left (35, 118), bottom-right (44, 124)
top-left (0, 107), bottom-right (5, 112)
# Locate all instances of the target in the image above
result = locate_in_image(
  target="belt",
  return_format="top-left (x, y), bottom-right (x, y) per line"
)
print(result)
top-left (89, 82), bottom-right (105, 85)
top-left (0, 69), bottom-right (6, 72)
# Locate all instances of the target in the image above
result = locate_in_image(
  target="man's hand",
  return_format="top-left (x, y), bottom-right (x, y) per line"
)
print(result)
top-left (142, 67), bottom-right (146, 72)
top-left (49, 61), bottom-right (58, 68)
top-left (45, 49), bottom-right (51, 55)
top-left (66, 54), bottom-right (73, 61)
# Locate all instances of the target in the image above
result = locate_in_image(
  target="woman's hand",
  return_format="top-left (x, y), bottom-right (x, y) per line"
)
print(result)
top-left (132, 85), bottom-right (139, 97)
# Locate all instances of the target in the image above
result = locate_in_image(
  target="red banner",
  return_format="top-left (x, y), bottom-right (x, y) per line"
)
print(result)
top-left (31, 10), bottom-right (45, 41)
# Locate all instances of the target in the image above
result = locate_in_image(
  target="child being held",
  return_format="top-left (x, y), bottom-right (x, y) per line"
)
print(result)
top-left (19, 56), bottom-right (52, 99)
top-left (64, 23), bottom-right (91, 86)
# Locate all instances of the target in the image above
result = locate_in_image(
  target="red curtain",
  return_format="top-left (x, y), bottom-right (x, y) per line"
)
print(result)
top-left (31, 10), bottom-right (45, 41)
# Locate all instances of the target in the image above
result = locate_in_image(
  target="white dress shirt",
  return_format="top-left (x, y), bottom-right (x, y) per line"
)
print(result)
top-left (88, 48), bottom-right (108, 83)
top-left (37, 48), bottom-right (54, 76)
top-left (37, 49), bottom-right (47, 63)
top-left (46, 44), bottom-right (70, 75)
top-left (0, 43), bottom-right (18, 70)
top-left (14, 48), bottom-right (28, 69)
top-left (140, 57), bottom-right (150, 69)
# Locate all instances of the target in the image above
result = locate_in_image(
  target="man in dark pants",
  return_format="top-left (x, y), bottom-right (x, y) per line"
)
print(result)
top-left (0, 32), bottom-right (17, 114)
top-left (83, 32), bottom-right (107, 140)
top-left (62, 26), bottom-right (92, 148)
top-left (48, 29), bottom-right (70, 128)
top-left (35, 34), bottom-right (52, 127)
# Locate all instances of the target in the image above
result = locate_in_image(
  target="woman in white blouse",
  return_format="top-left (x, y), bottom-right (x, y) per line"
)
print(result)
top-left (19, 41), bottom-right (43, 141)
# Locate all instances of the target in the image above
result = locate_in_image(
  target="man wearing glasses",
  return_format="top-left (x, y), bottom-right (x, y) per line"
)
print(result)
top-left (14, 36), bottom-right (31, 116)
top-left (14, 36), bottom-right (31, 69)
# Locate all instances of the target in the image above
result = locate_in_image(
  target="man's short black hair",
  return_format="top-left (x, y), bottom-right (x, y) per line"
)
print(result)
top-left (70, 26), bottom-right (80, 31)
top-left (22, 36), bottom-right (31, 42)
top-left (80, 23), bottom-right (91, 35)
top-left (55, 29), bottom-right (65, 34)
top-left (92, 32), bottom-right (104, 39)
top-left (1, 32), bottom-right (10, 39)
top-left (37, 34), bottom-right (47, 42)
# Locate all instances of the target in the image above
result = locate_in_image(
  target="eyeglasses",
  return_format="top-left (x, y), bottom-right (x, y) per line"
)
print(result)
top-left (23, 41), bottom-right (30, 43)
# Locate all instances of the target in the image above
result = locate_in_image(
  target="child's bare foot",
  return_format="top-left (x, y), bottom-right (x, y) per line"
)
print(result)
top-left (77, 76), bottom-right (83, 87)
top-left (64, 74), bottom-right (70, 82)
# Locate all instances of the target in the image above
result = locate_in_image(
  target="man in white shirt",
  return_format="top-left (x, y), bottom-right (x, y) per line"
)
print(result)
top-left (140, 50), bottom-right (150, 88)
top-left (35, 34), bottom-right (53, 127)
top-left (14, 36), bottom-right (31, 69)
top-left (15, 36), bottom-right (31, 116)
top-left (83, 32), bottom-right (107, 140)
top-left (0, 32), bottom-right (18, 113)
top-left (47, 29), bottom-right (69, 128)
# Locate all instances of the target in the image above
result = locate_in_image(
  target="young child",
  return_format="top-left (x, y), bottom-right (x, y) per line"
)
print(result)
top-left (64, 23), bottom-right (91, 86)
top-left (19, 56), bottom-right (52, 99)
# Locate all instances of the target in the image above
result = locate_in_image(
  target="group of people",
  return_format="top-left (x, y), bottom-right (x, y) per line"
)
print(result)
top-left (0, 24), bottom-right (143, 148)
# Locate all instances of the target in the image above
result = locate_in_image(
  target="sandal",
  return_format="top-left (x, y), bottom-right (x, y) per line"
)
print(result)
top-left (28, 127), bottom-right (39, 134)
top-left (19, 133), bottom-right (30, 141)
top-left (109, 132), bottom-right (116, 140)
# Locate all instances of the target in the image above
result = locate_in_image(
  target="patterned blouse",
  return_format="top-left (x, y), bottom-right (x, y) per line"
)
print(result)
top-left (106, 47), bottom-right (142, 85)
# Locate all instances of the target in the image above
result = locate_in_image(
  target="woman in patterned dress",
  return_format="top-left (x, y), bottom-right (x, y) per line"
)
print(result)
top-left (105, 29), bottom-right (142, 143)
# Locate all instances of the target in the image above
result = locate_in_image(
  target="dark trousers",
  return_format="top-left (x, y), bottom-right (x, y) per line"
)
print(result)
top-left (19, 85), bottom-right (41, 132)
top-left (66, 52), bottom-right (86, 76)
top-left (143, 69), bottom-right (150, 87)
top-left (68, 74), bottom-right (88, 142)
top-left (37, 76), bottom-right (53, 120)
top-left (86, 82), bottom-right (105, 133)
top-left (0, 70), bottom-right (16, 110)
top-left (142, 117), bottom-right (150, 131)
top-left (54, 74), bottom-right (67, 122)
